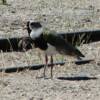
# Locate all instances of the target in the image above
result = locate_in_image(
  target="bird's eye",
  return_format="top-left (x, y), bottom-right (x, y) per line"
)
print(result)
top-left (30, 23), bottom-right (34, 27)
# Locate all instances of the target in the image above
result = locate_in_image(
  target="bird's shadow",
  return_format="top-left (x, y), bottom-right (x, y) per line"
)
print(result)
top-left (57, 76), bottom-right (97, 81)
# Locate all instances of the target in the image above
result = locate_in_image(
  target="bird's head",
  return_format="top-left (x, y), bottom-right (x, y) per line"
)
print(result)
top-left (27, 21), bottom-right (43, 39)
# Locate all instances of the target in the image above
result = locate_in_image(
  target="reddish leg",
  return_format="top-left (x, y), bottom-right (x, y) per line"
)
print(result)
top-left (44, 54), bottom-right (48, 78)
top-left (50, 55), bottom-right (53, 78)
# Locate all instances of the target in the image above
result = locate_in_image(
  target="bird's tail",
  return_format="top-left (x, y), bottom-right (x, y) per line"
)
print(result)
top-left (66, 42), bottom-right (85, 58)
top-left (74, 47), bottom-right (85, 57)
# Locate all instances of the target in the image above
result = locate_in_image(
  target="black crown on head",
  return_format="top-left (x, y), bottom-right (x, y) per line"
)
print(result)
top-left (30, 22), bottom-right (42, 28)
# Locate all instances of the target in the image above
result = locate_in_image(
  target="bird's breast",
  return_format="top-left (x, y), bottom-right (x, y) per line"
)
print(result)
top-left (45, 43), bottom-right (58, 56)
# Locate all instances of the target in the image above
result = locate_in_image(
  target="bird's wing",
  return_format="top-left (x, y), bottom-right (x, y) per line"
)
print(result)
top-left (43, 32), bottom-right (84, 57)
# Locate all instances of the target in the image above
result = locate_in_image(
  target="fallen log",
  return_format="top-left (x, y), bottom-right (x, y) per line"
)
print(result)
top-left (0, 37), bottom-right (33, 52)
top-left (0, 29), bottom-right (100, 52)
top-left (60, 29), bottom-right (100, 45)
top-left (0, 59), bottom-right (94, 73)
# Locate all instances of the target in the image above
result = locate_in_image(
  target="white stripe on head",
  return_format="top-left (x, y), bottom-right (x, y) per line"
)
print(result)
top-left (30, 27), bottom-right (43, 39)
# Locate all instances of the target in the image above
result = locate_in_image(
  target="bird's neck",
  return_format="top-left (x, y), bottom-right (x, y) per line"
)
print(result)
top-left (32, 33), bottom-right (48, 50)
top-left (30, 27), bottom-right (43, 39)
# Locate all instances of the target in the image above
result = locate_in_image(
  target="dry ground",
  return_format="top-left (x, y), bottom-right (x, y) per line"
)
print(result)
top-left (0, 0), bottom-right (100, 100)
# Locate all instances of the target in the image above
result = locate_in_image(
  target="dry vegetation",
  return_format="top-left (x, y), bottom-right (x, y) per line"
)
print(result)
top-left (0, 0), bottom-right (100, 100)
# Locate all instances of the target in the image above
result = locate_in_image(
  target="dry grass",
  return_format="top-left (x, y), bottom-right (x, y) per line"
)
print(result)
top-left (0, 0), bottom-right (100, 100)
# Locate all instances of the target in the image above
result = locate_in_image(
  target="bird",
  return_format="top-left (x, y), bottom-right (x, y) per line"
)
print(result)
top-left (26, 21), bottom-right (85, 78)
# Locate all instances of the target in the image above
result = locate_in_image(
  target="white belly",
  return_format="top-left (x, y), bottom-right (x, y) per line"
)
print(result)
top-left (45, 44), bottom-right (58, 56)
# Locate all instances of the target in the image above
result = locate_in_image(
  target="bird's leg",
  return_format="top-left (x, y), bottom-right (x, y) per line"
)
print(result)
top-left (50, 55), bottom-right (53, 79)
top-left (44, 54), bottom-right (48, 78)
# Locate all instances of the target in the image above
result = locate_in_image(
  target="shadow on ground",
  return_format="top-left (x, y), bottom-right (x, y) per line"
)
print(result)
top-left (57, 76), bottom-right (97, 81)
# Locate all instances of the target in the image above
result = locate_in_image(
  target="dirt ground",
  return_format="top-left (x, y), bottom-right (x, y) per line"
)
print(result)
top-left (0, 0), bottom-right (100, 100)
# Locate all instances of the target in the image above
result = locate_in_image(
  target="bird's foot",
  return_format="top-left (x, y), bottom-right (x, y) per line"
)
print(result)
top-left (36, 74), bottom-right (49, 79)
top-left (36, 76), bottom-right (53, 79)
top-left (50, 75), bottom-right (53, 80)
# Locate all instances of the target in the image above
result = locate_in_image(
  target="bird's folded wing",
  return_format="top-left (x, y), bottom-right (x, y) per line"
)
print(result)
top-left (43, 32), bottom-right (84, 57)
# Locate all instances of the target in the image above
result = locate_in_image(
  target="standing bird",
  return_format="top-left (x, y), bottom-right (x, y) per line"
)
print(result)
top-left (27, 21), bottom-right (85, 78)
